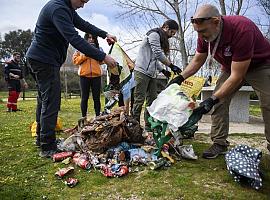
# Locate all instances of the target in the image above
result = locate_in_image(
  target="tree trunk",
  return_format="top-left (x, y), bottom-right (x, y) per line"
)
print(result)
top-left (219, 0), bottom-right (226, 15)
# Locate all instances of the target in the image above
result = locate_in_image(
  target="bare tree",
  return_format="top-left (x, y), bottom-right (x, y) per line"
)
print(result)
top-left (115, 0), bottom-right (266, 76)
top-left (115, 0), bottom-right (203, 68)
top-left (258, 0), bottom-right (270, 15)
top-left (219, 0), bottom-right (226, 15)
top-left (217, 0), bottom-right (253, 16)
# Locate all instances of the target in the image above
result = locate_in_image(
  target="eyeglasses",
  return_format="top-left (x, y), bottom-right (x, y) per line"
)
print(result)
top-left (191, 17), bottom-right (212, 25)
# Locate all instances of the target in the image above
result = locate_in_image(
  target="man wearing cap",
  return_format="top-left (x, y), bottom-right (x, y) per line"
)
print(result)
top-left (26, 0), bottom-right (117, 158)
top-left (170, 4), bottom-right (270, 158)
top-left (4, 52), bottom-right (28, 112)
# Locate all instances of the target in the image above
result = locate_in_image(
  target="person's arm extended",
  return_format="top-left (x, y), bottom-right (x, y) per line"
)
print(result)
top-left (52, 8), bottom-right (106, 62)
top-left (167, 51), bottom-right (207, 86)
top-left (148, 32), bottom-right (170, 70)
top-left (181, 51), bottom-right (207, 79)
top-left (213, 59), bottom-right (250, 100)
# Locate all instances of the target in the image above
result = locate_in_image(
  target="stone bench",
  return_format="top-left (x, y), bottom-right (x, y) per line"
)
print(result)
top-left (200, 86), bottom-right (254, 123)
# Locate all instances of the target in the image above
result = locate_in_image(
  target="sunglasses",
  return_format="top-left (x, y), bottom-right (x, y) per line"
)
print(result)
top-left (191, 17), bottom-right (212, 25)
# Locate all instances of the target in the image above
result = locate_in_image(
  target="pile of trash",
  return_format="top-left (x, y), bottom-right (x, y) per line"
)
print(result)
top-left (52, 107), bottom-right (198, 187)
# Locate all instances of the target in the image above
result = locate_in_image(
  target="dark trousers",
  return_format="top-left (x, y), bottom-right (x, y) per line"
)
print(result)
top-left (132, 71), bottom-right (157, 129)
top-left (211, 64), bottom-right (270, 152)
top-left (28, 59), bottom-right (61, 151)
top-left (80, 76), bottom-right (101, 117)
top-left (156, 78), bottom-right (168, 94)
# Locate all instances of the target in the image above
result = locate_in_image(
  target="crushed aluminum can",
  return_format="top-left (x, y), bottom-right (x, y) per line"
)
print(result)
top-left (64, 178), bottom-right (79, 188)
top-left (101, 165), bottom-right (114, 177)
top-left (148, 158), bottom-right (167, 170)
top-left (55, 166), bottom-right (74, 179)
top-left (52, 152), bottom-right (74, 162)
top-left (73, 152), bottom-right (81, 159)
top-left (73, 154), bottom-right (91, 170)
top-left (116, 165), bottom-right (129, 177)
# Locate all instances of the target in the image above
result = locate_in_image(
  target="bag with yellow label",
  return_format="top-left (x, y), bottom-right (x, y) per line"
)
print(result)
top-left (179, 76), bottom-right (205, 99)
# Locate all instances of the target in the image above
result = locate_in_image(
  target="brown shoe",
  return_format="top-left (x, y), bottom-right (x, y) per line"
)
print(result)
top-left (202, 143), bottom-right (228, 159)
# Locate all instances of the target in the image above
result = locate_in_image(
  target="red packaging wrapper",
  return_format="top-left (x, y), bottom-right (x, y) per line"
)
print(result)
top-left (55, 166), bottom-right (74, 179)
top-left (73, 155), bottom-right (91, 170)
top-left (117, 165), bottom-right (129, 176)
top-left (65, 178), bottom-right (79, 188)
top-left (101, 165), bottom-right (113, 177)
top-left (52, 152), bottom-right (74, 162)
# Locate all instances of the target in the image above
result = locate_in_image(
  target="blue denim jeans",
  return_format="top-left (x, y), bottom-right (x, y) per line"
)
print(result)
top-left (28, 59), bottom-right (61, 151)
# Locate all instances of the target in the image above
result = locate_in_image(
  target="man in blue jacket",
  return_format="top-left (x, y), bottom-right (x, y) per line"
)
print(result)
top-left (26, 0), bottom-right (117, 158)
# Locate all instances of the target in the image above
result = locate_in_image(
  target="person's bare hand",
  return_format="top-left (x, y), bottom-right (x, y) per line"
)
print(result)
top-left (14, 75), bottom-right (20, 79)
top-left (104, 55), bottom-right (117, 68)
top-left (23, 83), bottom-right (28, 89)
top-left (106, 34), bottom-right (117, 45)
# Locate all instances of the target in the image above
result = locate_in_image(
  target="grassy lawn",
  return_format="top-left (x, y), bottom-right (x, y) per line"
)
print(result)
top-left (250, 105), bottom-right (262, 117)
top-left (0, 98), bottom-right (269, 200)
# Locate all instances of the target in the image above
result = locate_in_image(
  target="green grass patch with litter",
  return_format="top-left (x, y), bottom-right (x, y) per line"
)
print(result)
top-left (0, 98), bottom-right (269, 200)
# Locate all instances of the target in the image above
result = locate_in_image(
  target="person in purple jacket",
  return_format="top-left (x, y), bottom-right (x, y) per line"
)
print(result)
top-left (26, 0), bottom-right (117, 158)
top-left (170, 4), bottom-right (270, 159)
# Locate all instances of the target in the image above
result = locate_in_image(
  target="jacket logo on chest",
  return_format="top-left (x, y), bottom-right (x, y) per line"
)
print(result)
top-left (224, 46), bottom-right (232, 57)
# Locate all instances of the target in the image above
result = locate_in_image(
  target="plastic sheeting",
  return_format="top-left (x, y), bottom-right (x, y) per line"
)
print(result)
top-left (147, 84), bottom-right (194, 132)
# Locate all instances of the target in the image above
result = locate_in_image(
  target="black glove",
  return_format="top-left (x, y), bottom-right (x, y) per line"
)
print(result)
top-left (161, 69), bottom-right (171, 79)
top-left (167, 74), bottom-right (185, 86)
top-left (169, 63), bottom-right (182, 75)
top-left (197, 96), bottom-right (219, 114)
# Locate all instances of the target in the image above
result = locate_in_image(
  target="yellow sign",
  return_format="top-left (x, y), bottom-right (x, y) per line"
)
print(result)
top-left (180, 76), bottom-right (205, 99)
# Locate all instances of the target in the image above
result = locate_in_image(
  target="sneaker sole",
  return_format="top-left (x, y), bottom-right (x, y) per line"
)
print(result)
top-left (39, 153), bottom-right (52, 158)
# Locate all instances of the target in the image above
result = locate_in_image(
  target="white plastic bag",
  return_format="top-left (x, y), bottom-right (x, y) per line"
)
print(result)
top-left (147, 84), bottom-right (193, 131)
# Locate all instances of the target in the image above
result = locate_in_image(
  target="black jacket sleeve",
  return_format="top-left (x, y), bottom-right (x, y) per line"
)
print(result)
top-left (4, 63), bottom-right (10, 81)
top-left (52, 8), bottom-right (106, 62)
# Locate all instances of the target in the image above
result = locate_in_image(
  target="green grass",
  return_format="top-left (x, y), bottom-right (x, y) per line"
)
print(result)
top-left (0, 99), bottom-right (269, 200)
top-left (250, 105), bottom-right (262, 117)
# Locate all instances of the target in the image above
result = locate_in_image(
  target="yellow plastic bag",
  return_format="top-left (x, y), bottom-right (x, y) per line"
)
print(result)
top-left (55, 117), bottom-right (63, 132)
top-left (180, 76), bottom-right (205, 99)
top-left (31, 121), bottom-right (38, 137)
top-left (108, 43), bottom-right (134, 83)
top-left (30, 117), bottom-right (63, 137)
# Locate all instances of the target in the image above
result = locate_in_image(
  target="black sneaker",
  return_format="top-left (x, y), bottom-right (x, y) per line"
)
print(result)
top-left (39, 149), bottom-right (58, 158)
top-left (12, 109), bottom-right (22, 112)
top-left (35, 141), bottom-right (40, 148)
top-left (202, 143), bottom-right (228, 159)
top-left (6, 108), bottom-right (12, 112)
